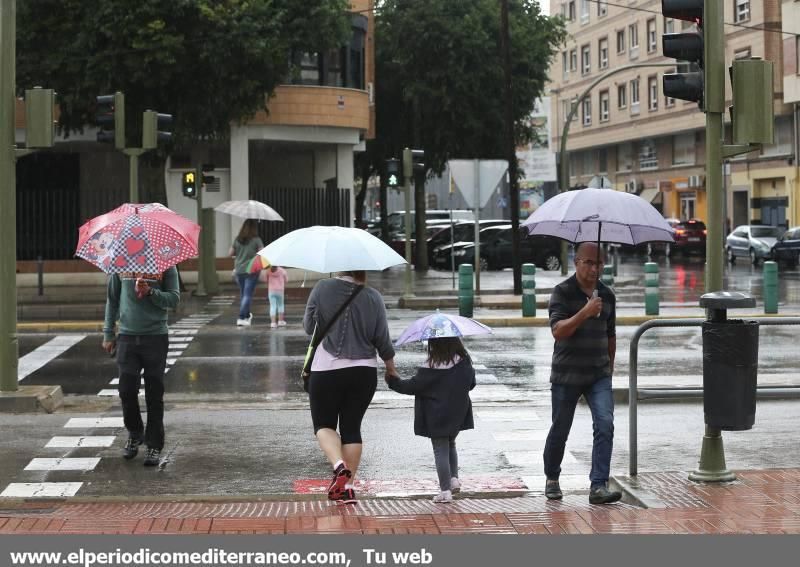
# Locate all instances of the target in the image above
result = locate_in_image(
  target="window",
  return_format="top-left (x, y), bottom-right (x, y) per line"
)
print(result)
top-left (672, 132), bottom-right (696, 166)
top-left (569, 49), bottom-right (578, 72)
top-left (598, 148), bottom-right (608, 174)
top-left (734, 0), bottom-right (750, 23)
top-left (630, 78), bottom-right (640, 113)
top-left (617, 84), bottom-right (627, 109)
top-left (598, 1), bottom-right (608, 17)
top-left (562, 1), bottom-right (576, 21)
top-left (666, 95), bottom-right (675, 107)
top-left (616, 30), bottom-right (626, 54)
top-left (562, 51), bottom-right (569, 78)
top-left (639, 139), bottom-right (658, 170)
top-left (582, 97), bottom-right (592, 126)
top-left (734, 48), bottom-right (751, 60)
top-left (599, 90), bottom-right (610, 122)
top-left (648, 76), bottom-right (658, 111)
top-left (664, 18), bottom-right (674, 34)
top-left (581, 44), bottom-right (591, 75)
top-left (797, 37), bottom-right (800, 75)
top-left (599, 38), bottom-right (609, 69)
top-left (629, 23), bottom-right (639, 59)
top-left (618, 143), bottom-right (634, 171)
top-left (580, 0), bottom-right (590, 23)
top-left (681, 20), bottom-right (693, 31)
top-left (761, 118), bottom-right (793, 157)
top-left (647, 19), bottom-right (657, 53)
top-left (561, 100), bottom-right (571, 123)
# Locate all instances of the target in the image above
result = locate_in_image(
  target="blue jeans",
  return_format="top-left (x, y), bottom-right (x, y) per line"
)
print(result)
top-left (543, 376), bottom-right (614, 488)
top-left (236, 273), bottom-right (259, 320)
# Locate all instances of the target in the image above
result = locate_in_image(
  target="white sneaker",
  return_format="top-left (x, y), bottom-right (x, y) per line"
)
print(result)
top-left (241, 315), bottom-right (252, 327)
top-left (278, 320), bottom-right (287, 327)
top-left (236, 318), bottom-right (245, 326)
top-left (270, 322), bottom-right (277, 329)
top-left (432, 490), bottom-right (452, 503)
top-left (450, 478), bottom-right (461, 494)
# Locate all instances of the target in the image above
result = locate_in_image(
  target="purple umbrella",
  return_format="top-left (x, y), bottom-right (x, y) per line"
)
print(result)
top-left (395, 312), bottom-right (493, 347)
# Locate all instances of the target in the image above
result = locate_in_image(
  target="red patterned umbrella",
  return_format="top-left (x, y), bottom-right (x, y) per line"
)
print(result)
top-left (75, 203), bottom-right (201, 274)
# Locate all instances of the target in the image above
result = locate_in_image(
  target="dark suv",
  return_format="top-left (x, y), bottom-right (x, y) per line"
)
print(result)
top-left (771, 227), bottom-right (800, 268)
top-left (671, 219), bottom-right (706, 255)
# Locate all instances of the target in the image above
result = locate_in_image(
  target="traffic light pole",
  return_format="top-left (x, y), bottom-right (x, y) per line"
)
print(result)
top-left (0, 0), bottom-right (18, 391)
top-left (123, 148), bottom-right (145, 203)
top-left (402, 148), bottom-right (412, 299)
top-left (194, 164), bottom-right (207, 297)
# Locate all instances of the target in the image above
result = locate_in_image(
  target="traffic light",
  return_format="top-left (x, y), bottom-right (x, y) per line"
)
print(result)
top-left (182, 171), bottom-right (197, 198)
top-left (385, 158), bottom-right (402, 187)
top-left (95, 92), bottom-right (125, 149)
top-left (410, 149), bottom-right (425, 174)
top-left (142, 110), bottom-right (173, 149)
top-left (662, 1), bottom-right (704, 106)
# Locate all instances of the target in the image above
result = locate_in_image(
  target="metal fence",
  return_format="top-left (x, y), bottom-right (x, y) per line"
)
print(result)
top-left (249, 186), bottom-right (351, 243)
top-left (628, 316), bottom-right (800, 476)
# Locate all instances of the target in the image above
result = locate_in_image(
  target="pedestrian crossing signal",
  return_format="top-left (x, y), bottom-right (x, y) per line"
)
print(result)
top-left (385, 158), bottom-right (402, 187)
top-left (182, 172), bottom-right (197, 198)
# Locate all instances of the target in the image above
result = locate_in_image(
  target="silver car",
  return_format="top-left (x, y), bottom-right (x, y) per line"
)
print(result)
top-left (725, 225), bottom-right (783, 265)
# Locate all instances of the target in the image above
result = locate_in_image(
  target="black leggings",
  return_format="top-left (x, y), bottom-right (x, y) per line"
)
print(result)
top-left (309, 366), bottom-right (377, 444)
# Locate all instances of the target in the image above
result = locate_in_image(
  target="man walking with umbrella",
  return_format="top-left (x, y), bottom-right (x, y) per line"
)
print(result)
top-left (543, 242), bottom-right (621, 505)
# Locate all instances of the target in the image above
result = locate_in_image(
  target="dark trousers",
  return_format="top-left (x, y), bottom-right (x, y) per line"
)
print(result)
top-left (431, 436), bottom-right (459, 491)
top-left (543, 376), bottom-right (614, 488)
top-left (116, 334), bottom-right (169, 450)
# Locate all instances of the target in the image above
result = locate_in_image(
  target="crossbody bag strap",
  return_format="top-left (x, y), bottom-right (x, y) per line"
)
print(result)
top-left (311, 285), bottom-right (365, 348)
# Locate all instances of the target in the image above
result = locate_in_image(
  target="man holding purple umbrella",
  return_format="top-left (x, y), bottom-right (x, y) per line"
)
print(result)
top-left (543, 242), bottom-right (622, 505)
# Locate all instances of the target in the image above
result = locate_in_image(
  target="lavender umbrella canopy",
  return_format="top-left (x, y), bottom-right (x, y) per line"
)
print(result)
top-left (395, 312), bottom-right (493, 347)
top-left (521, 188), bottom-right (674, 245)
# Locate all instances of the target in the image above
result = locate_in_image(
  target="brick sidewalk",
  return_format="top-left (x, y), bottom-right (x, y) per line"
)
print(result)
top-left (1, 469), bottom-right (798, 534)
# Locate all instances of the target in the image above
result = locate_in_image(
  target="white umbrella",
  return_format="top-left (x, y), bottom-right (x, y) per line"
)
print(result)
top-left (214, 200), bottom-right (283, 221)
top-left (257, 225), bottom-right (407, 273)
top-left (521, 188), bottom-right (674, 245)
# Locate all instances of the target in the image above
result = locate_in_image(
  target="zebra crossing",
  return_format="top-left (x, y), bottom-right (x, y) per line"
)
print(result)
top-left (1, 297), bottom-right (236, 500)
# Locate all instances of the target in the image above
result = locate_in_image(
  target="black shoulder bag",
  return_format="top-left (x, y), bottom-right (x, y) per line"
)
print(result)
top-left (301, 285), bottom-right (365, 392)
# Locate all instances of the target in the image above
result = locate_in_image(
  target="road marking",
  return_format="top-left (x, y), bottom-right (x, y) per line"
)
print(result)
top-left (166, 359), bottom-right (177, 366)
top-left (109, 378), bottom-right (143, 385)
top-left (64, 417), bottom-right (124, 428)
top-left (169, 329), bottom-right (198, 336)
top-left (1, 483), bottom-right (82, 498)
top-left (473, 364), bottom-right (488, 370)
top-left (503, 450), bottom-right (576, 467)
top-left (493, 430), bottom-right (548, 442)
top-left (45, 436), bottom-right (115, 448)
top-left (17, 335), bottom-right (86, 382)
top-left (97, 389), bottom-right (143, 397)
top-left (477, 409), bottom-right (540, 422)
top-left (25, 458), bottom-right (100, 471)
top-left (475, 373), bottom-right (498, 384)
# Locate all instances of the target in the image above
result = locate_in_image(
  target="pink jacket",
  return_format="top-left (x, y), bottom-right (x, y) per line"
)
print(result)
top-left (264, 267), bottom-right (288, 294)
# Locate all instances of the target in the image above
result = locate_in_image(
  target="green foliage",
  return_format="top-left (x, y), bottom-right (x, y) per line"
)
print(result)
top-left (375, 0), bottom-right (565, 174)
top-left (16, 0), bottom-right (351, 144)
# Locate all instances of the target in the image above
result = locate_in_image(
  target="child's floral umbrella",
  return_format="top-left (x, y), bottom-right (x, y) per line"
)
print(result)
top-left (395, 311), bottom-right (492, 347)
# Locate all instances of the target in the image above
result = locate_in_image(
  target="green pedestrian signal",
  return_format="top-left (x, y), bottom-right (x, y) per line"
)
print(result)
top-left (385, 158), bottom-right (402, 187)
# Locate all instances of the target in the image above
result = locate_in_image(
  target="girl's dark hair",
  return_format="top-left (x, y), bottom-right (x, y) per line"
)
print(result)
top-left (236, 219), bottom-right (259, 244)
top-left (426, 337), bottom-right (471, 368)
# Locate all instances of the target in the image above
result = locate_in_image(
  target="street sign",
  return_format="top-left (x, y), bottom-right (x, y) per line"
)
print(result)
top-left (448, 159), bottom-right (508, 209)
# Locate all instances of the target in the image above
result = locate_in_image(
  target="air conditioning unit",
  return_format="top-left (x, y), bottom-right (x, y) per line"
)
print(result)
top-left (688, 175), bottom-right (704, 188)
top-left (624, 181), bottom-right (637, 193)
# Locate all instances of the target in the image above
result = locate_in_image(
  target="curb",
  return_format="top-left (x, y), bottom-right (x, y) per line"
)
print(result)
top-left (17, 321), bottom-right (104, 332)
top-left (610, 476), bottom-right (666, 509)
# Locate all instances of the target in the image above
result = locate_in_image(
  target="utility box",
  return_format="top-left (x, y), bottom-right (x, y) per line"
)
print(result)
top-left (699, 292), bottom-right (758, 431)
top-left (730, 59), bottom-right (774, 145)
top-left (25, 87), bottom-right (55, 148)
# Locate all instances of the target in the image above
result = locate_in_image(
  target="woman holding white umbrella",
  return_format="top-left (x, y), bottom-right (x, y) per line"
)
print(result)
top-left (229, 219), bottom-right (264, 326)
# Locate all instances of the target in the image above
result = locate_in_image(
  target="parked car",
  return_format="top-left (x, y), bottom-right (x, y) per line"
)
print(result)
top-left (770, 226), bottom-right (800, 268)
top-left (432, 225), bottom-right (562, 271)
top-left (646, 218), bottom-right (681, 255)
top-left (427, 220), bottom-right (509, 265)
top-left (388, 220), bottom-right (455, 260)
top-left (726, 225), bottom-right (783, 265)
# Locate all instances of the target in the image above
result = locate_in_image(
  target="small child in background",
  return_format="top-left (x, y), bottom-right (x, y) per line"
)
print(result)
top-left (263, 265), bottom-right (288, 328)
top-left (385, 336), bottom-right (476, 503)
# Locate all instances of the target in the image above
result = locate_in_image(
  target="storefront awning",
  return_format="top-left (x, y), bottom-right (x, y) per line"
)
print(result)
top-left (638, 188), bottom-right (661, 204)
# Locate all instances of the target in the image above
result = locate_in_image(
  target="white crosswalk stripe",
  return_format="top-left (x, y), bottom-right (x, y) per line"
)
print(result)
top-left (25, 458), bottom-right (100, 471)
top-left (64, 417), bottom-right (125, 428)
top-left (45, 436), bottom-right (115, 448)
top-left (1, 483), bottom-right (82, 498)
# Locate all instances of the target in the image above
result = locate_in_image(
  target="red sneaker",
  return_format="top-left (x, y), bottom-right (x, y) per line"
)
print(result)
top-left (327, 463), bottom-right (352, 500)
top-left (333, 488), bottom-right (357, 505)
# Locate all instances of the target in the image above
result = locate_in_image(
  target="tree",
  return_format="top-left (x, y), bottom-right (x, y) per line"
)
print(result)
top-left (16, 0), bottom-right (350, 202)
top-left (375, 0), bottom-right (565, 174)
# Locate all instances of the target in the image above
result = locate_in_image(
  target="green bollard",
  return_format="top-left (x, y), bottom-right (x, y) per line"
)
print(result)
top-left (522, 263), bottom-right (536, 317)
top-left (601, 265), bottom-right (614, 287)
top-left (644, 262), bottom-right (659, 315)
top-left (458, 263), bottom-right (474, 317)
top-left (763, 261), bottom-right (778, 314)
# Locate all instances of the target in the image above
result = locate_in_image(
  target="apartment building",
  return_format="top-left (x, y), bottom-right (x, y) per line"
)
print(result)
top-left (549, 0), bottom-right (796, 229)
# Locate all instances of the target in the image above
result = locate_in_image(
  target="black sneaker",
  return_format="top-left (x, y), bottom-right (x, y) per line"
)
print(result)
top-left (143, 448), bottom-right (161, 467)
top-left (122, 436), bottom-right (143, 460)
top-left (333, 488), bottom-right (357, 505)
top-left (589, 484), bottom-right (622, 505)
top-left (545, 479), bottom-right (563, 500)
top-left (327, 463), bottom-right (352, 500)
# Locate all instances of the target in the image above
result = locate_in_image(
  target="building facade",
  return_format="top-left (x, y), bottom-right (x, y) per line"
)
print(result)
top-left (549, 0), bottom-right (796, 230)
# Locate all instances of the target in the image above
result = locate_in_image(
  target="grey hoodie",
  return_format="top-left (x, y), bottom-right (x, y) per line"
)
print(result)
top-left (303, 278), bottom-right (395, 362)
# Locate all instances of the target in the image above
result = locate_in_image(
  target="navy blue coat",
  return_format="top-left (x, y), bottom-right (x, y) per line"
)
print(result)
top-left (387, 358), bottom-right (476, 438)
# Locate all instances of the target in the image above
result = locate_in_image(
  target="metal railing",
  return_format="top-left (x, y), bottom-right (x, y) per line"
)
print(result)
top-left (628, 316), bottom-right (800, 476)
top-left (250, 186), bottom-right (351, 244)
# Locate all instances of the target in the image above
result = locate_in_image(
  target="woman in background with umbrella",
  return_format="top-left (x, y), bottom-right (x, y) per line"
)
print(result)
top-left (230, 219), bottom-right (264, 326)
top-left (303, 269), bottom-right (399, 506)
